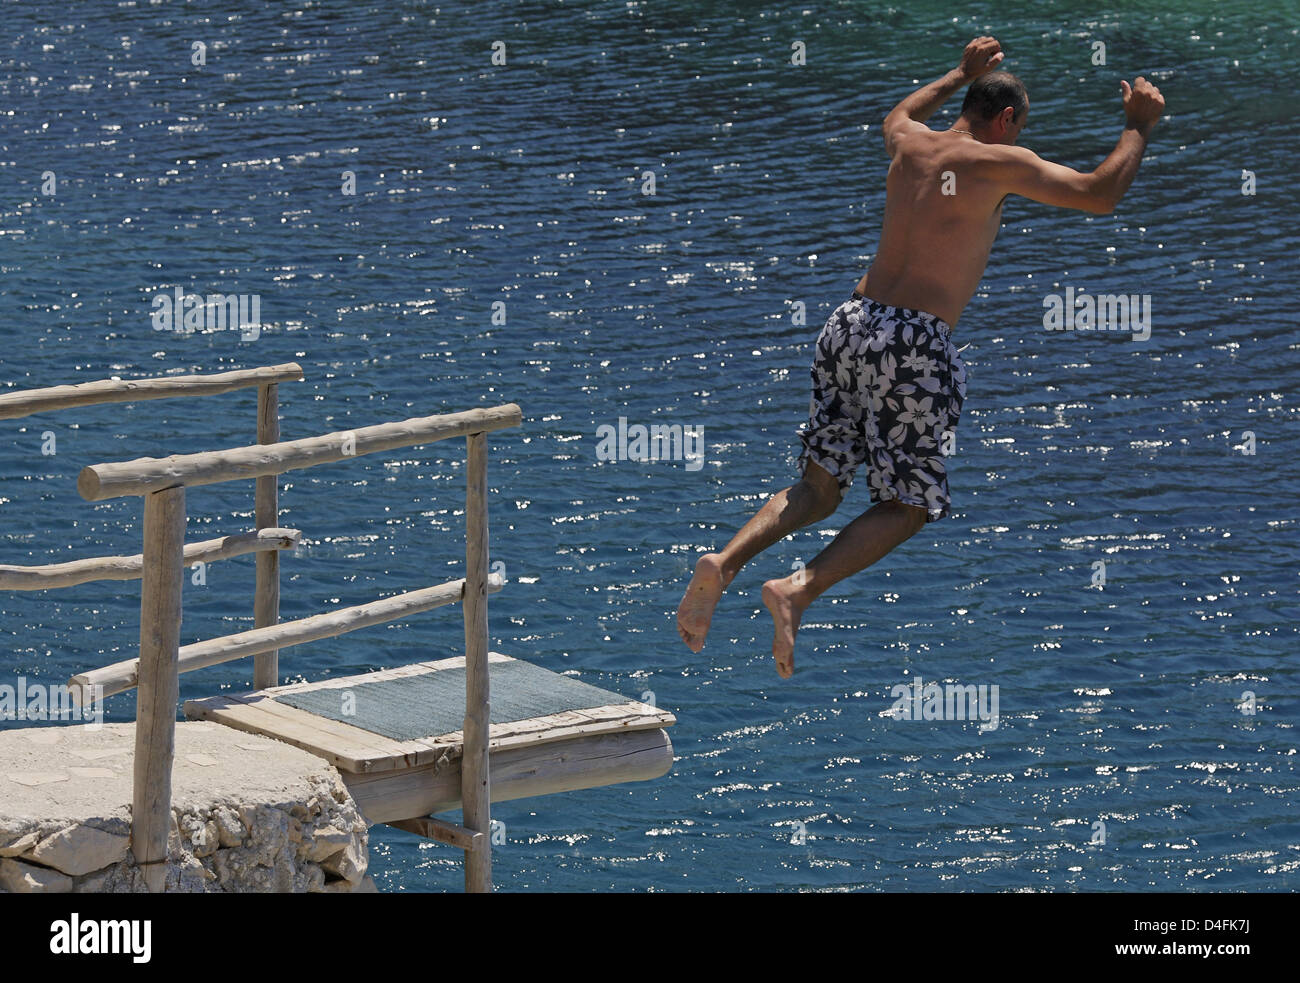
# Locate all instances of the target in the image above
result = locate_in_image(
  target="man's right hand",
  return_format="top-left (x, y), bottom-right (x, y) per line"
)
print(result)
top-left (1121, 77), bottom-right (1165, 132)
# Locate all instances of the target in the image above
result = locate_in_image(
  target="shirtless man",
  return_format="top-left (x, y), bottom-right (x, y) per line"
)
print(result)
top-left (676, 36), bottom-right (1164, 677)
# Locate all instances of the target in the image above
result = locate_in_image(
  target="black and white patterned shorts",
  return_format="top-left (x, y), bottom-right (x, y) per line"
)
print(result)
top-left (797, 293), bottom-right (967, 522)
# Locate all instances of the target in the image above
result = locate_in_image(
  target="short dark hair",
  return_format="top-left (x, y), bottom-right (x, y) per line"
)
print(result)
top-left (961, 71), bottom-right (1028, 122)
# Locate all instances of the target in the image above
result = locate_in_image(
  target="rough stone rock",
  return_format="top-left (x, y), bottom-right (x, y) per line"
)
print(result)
top-left (213, 807), bottom-right (246, 848)
top-left (304, 824), bottom-right (354, 862)
top-left (0, 829), bottom-right (42, 858)
top-left (0, 722), bottom-right (372, 894)
top-left (299, 863), bottom-right (326, 893)
top-left (73, 865), bottom-right (115, 894)
top-left (0, 857), bottom-right (74, 893)
top-left (178, 814), bottom-right (222, 860)
top-left (321, 835), bottom-right (366, 886)
top-left (24, 823), bottom-right (130, 876)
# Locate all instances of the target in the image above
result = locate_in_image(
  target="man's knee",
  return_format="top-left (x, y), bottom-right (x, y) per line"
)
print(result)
top-left (881, 498), bottom-right (928, 534)
top-left (799, 465), bottom-right (842, 520)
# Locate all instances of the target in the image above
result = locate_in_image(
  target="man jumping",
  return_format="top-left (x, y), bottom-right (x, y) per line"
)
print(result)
top-left (676, 36), bottom-right (1164, 677)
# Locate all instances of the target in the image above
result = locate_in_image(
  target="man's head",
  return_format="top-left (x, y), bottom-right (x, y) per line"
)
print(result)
top-left (959, 71), bottom-right (1029, 144)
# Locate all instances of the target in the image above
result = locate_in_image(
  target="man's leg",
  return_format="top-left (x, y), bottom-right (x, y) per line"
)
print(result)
top-left (676, 461), bottom-right (841, 652)
top-left (762, 499), bottom-right (927, 678)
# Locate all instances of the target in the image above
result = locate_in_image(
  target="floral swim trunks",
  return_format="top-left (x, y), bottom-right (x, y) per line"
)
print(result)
top-left (797, 292), bottom-right (967, 522)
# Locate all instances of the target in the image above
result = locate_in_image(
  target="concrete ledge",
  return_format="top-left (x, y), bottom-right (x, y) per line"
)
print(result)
top-left (0, 722), bottom-right (372, 893)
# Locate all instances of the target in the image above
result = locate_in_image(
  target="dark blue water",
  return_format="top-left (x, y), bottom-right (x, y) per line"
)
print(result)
top-left (2, 1), bottom-right (1297, 891)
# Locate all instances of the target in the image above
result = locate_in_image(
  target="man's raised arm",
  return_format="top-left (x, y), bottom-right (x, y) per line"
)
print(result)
top-left (882, 36), bottom-right (1004, 155)
top-left (1000, 77), bottom-right (1165, 215)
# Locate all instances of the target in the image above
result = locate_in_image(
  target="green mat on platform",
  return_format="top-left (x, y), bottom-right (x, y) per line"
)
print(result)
top-left (275, 658), bottom-right (628, 742)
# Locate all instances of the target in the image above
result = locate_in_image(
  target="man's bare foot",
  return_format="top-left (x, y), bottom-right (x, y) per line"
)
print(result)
top-left (761, 578), bottom-right (806, 679)
top-left (677, 553), bottom-right (726, 652)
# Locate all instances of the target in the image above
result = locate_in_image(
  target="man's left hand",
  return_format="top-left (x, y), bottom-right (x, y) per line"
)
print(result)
top-left (959, 36), bottom-right (1005, 81)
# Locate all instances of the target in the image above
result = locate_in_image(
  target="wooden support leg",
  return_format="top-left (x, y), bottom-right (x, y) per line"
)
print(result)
top-left (462, 432), bottom-right (491, 893)
top-left (132, 485), bottom-right (186, 892)
top-left (254, 382), bottom-right (281, 690)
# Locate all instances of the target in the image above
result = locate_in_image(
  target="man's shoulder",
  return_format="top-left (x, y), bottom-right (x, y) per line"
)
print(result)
top-left (897, 131), bottom-right (1033, 164)
top-left (966, 143), bottom-right (1039, 176)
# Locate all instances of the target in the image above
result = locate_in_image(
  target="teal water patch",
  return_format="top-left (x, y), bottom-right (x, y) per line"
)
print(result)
top-left (275, 659), bottom-right (629, 742)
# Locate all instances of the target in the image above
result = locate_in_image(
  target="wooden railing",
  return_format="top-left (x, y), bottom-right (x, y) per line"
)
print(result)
top-left (0, 364), bottom-right (304, 691)
top-left (0, 365), bottom-right (302, 888)
top-left (0, 528), bottom-right (299, 591)
top-left (0, 363), bottom-right (303, 420)
top-left (69, 402), bottom-right (521, 893)
top-left (2, 364), bottom-right (520, 893)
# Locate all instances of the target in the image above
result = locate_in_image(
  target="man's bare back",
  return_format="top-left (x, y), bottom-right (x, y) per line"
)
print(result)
top-left (677, 37), bottom-right (1164, 677)
top-left (854, 36), bottom-right (1164, 330)
top-left (853, 129), bottom-right (1014, 328)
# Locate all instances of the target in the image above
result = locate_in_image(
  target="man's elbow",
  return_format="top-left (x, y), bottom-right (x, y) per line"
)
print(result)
top-left (880, 118), bottom-right (902, 154)
top-left (882, 106), bottom-right (919, 137)
top-left (1083, 176), bottom-right (1118, 214)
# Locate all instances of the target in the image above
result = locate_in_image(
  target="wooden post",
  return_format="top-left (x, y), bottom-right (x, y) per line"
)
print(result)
top-left (132, 485), bottom-right (186, 892)
top-left (462, 432), bottom-right (491, 893)
top-left (254, 383), bottom-right (280, 690)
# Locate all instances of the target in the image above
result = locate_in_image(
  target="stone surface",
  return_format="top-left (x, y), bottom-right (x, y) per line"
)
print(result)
top-left (27, 824), bottom-right (130, 876)
top-left (0, 829), bottom-right (42, 858)
top-left (213, 806), bottom-right (246, 848)
top-left (320, 838), bottom-right (366, 885)
top-left (305, 824), bottom-right (354, 862)
top-left (0, 856), bottom-right (74, 893)
top-left (0, 722), bottom-right (370, 893)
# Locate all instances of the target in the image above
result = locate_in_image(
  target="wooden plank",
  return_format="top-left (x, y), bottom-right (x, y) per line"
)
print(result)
top-left (0, 363), bottom-right (304, 421)
top-left (387, 817), bottom-right (483, 852)
top-left (223, 695), bottom-right (456, 773)
top-left (189, 693), bottom-right (670, 772)
top-left (432, 702), bottom-right (678, 751)
top-left (254, 382), bottom-right (281, 690)
top-left (183, 695), bottom-right (412, 773)
top-left (462, 431), bottom-right (491, 892)
top-left (188, 688), bottom-right (468, 773)
top-left (78, 404), bottom-right (523, 501)
top-left (345, 728), bottom-right (675, 825)
top-left (189, 692), bottom-right (672, 773)
top-left (132, 485), bottom-right (186, 892)
top-left (0, 528), bottom-right (299, 592)
top-left (189, 692), bottom-right (428, 770)
top-left (185, 649), bottom-right (673, 772)
top-left (73, 573), bottom-right (503, 699)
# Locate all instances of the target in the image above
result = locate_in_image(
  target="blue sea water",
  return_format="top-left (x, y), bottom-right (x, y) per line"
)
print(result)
top-left (1, 0), bottom-right (1297, 891)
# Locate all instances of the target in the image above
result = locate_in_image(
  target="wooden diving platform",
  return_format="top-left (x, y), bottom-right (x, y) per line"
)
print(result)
top-left (184, 652), bottom-right (676, 826)
top-left (3, 363), bottom-right (676, 891)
